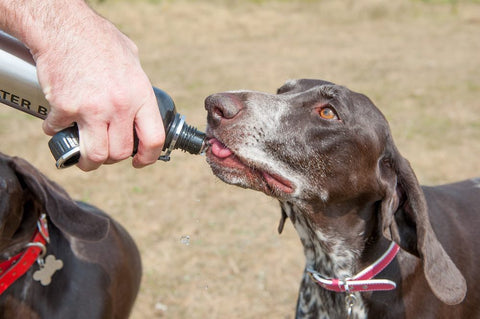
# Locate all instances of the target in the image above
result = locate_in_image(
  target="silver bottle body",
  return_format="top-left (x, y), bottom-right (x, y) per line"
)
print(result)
top-left (0, 31), bottom-right (50, 119)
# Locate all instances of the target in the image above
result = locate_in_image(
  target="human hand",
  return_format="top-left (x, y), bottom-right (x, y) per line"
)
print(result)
top-left (30, 3), bottom-right (165, 171)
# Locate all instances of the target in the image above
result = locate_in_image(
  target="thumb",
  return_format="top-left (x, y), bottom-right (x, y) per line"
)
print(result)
top-left (42, 108), bottom-right (76, 136)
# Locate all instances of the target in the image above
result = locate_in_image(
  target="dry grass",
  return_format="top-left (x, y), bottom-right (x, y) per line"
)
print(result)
top-left (1, 0), bottom-right (479, 318)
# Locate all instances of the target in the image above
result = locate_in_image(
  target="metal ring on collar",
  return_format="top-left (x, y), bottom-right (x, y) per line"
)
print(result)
top-left (25, 242), bottom-right (47, 258)
top-left (37, 214), bottom-right (50, 244)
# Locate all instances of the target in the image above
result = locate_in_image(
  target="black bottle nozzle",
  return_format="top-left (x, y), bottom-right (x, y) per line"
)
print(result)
top-left (48, 87), bottom-right (206, 169)
top-left (151, 88), bottom-right (206, 161)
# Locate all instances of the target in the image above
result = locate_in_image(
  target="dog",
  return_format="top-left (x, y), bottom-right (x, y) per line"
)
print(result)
top-left (0, 152), bottom-right (141, 319)
top-left (204, 79), bottom-right (480, 319)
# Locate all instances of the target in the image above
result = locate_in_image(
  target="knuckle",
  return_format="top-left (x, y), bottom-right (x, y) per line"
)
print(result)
top-left (78, 164), bottom-right (97, 172)
top-left (110, 89), bottom-right (131, 109)
top-left (128, 41), bottom-right (139, 56)
top-left (132, 156), bottom-right (155, 169)
top-left (85, 149), bottom-right (108, 165)
top-left (145, 135), bottom-right (165, 150)
top-left (139, 158), bottom-right (157, 166)
top-left (109, 149), bottom-right (132, 162)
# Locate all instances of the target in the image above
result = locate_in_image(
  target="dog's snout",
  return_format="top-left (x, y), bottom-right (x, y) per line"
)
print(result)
top-left (205, 93), bottom-right (244, 126)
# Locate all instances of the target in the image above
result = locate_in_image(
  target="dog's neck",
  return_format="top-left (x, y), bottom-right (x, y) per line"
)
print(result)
top-left (280, 199), bottom-right (382, 279)
top-left (0, 207), bottom-right (40, 260)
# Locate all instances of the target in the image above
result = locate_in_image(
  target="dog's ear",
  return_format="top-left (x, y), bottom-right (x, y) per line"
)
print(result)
top-left (9, 155), bottom-right (109, 241)
top-left (378, 142), bottom-right (466, 305)
top-left (0, 156), bottom-right (27, 241)
top-left (278, 206), bottom-right (288, 234)
top-left (276, 79), bottom-right (335, 95)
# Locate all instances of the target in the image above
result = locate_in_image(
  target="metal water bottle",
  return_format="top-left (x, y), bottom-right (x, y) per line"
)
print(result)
top-left (0, 31), bottom-right (206, 168)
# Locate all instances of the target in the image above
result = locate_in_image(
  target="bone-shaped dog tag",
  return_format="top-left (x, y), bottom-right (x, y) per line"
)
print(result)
top-left (33, 255), bottom-right (63, 286)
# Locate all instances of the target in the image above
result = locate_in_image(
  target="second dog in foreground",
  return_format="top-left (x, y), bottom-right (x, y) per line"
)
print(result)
top-left (0, 153), bottom-right (141, 319)
top-left (205, 79), bottom-right (479, 319)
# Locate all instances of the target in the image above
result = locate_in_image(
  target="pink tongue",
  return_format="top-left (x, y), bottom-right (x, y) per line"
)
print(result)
top-left (210, 138), bottom-right (233, 158)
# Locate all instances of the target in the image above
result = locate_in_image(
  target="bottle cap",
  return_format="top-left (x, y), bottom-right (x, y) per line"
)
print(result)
top-left (48, 125), bottom-right (80, 169)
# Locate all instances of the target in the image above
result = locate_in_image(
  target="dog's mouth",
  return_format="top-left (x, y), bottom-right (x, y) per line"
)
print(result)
top-left (207, 138), bottom-right (294, 196)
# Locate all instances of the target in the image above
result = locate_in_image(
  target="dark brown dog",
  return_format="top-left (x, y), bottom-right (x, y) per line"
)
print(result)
top-left (0, 153), bottom-right (141, 319)
top-left (205, 79), bottom-right (479, 318)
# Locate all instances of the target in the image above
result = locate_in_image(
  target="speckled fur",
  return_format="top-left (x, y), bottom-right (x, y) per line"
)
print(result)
top-left (281, 201), bottom-right (367, 319)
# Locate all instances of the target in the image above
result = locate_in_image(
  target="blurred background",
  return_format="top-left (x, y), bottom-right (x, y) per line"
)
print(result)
top-left (1, 0), bottom-right (479, 318)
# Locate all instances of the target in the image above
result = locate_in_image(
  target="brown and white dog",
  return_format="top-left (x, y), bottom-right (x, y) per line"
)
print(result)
top-left (0, 153), bottom-right (141, 319)
top-left (204, 79), bottom-right (480, 318)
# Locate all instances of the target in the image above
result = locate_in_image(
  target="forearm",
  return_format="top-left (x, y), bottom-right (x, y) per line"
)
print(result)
top-left (0, 0), bottom-right (100, 57)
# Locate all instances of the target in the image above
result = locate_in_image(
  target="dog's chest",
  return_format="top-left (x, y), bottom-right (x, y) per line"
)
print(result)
top-left (281, 202), bottom-right (367, 319)
top-left (296, 274), bottom-right (367, 319)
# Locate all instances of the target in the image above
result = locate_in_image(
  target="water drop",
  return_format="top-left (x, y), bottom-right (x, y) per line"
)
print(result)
top-left (180, 235), bottom-right (190, 246)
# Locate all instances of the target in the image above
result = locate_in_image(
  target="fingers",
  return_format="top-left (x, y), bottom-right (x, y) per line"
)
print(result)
top-left (43, 104), bottom-right (133, 171)
top-left (42, 104), bottom-right (76, 136)
top-left (63, 118), bottom-right (135, 172)
top-left (45, 112), bottom-right (138, 171)
top-left (76, 121), bottom-right (108, 171)
top-left (42, 94), bottom-right (164, 171)
top-left (105, 118), bottom-right (135, 165)
top-left (132, 90), bottom-right (165, 168)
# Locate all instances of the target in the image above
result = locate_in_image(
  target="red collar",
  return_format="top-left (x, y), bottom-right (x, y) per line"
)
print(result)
top-left (307, 242), bottom-right (400, 293)
top-left (0, 214), bottom-right (49, 295)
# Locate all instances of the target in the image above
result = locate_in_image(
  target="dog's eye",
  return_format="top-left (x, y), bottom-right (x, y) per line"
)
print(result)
top-left (318, 107), bottom-right (338, 120)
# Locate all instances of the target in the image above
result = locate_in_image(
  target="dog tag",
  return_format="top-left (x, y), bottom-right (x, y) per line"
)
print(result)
top-left (33, 255), bottom-right (63, 286)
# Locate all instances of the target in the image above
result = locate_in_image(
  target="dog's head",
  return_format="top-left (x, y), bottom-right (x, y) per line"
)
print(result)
top-left (205, 79), bottom-right (466, 305)
top-left (0, 153), bottom-right (109, 252)
top-left (205, 79), bottom-right (391, 202)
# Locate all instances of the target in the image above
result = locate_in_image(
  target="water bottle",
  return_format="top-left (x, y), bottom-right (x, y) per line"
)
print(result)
top-left (0, 31), bottom-right (206, 168)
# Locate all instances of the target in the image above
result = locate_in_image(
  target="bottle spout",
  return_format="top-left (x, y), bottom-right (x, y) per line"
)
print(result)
top-left (175, 122), bottom-right (206, 155)
top-left (158, 113), bottom-right (206, 161)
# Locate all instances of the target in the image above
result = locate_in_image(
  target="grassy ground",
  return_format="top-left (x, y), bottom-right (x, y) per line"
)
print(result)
top-left (1, 0), bottom-right (479, 318)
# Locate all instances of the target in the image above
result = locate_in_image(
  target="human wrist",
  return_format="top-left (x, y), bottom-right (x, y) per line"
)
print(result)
top-left (0, 0), bottom-right (102, 59)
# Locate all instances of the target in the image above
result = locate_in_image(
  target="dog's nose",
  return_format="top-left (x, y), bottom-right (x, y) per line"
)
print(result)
top-left (205, 93), bottom-right (244, 126)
